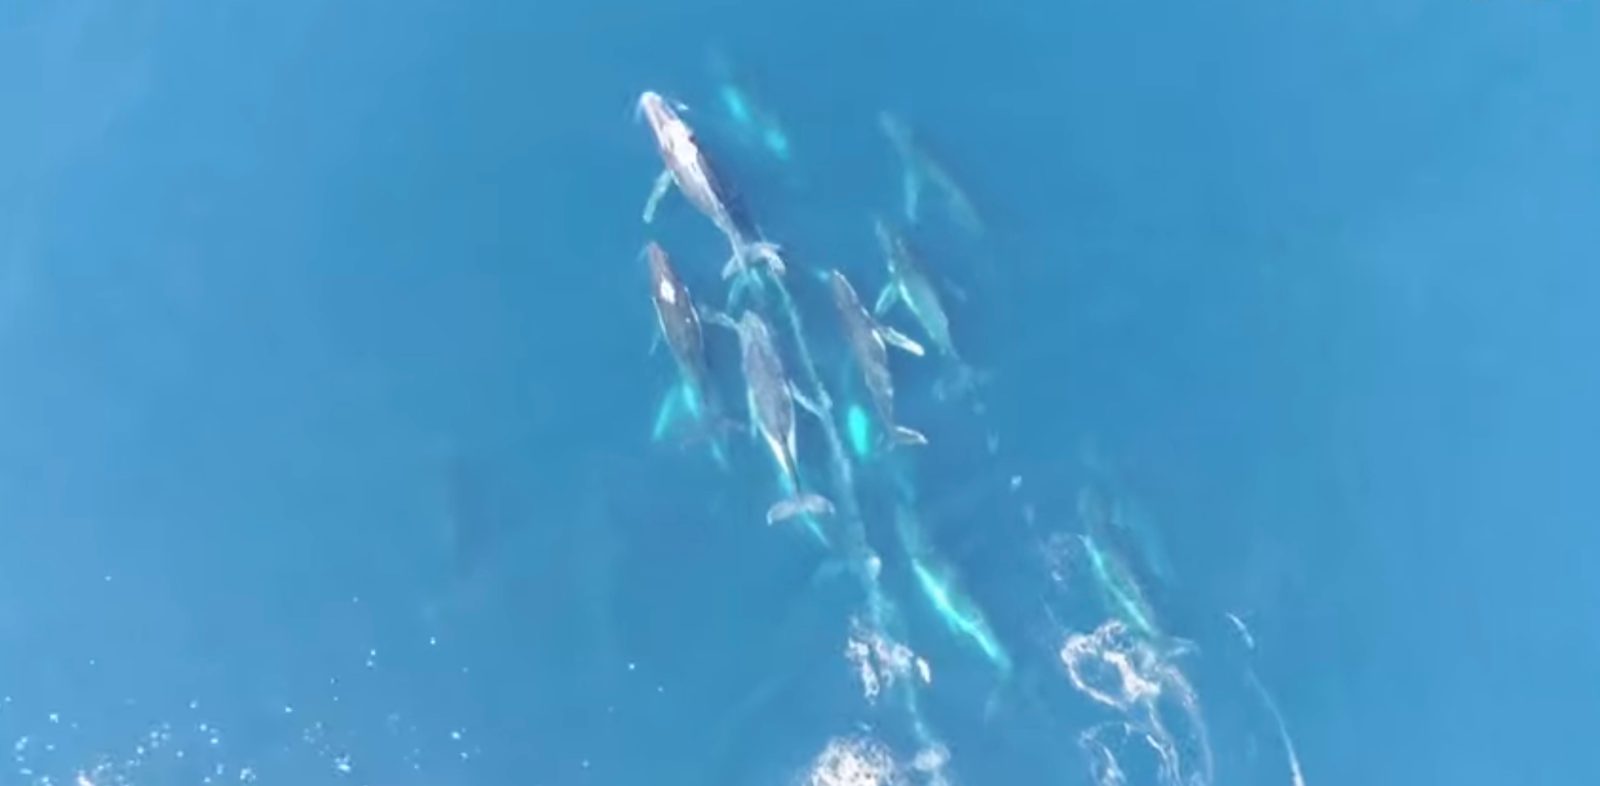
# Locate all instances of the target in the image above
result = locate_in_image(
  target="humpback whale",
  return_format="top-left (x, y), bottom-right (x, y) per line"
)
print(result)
top-left (637, 91), bottom-right (784, 298)
top-left (826, 269), bottom-right (927, 449)
top-left (872, 218), bottom-right (983, 398)
top-left (708, 310), bottom-right (835, 525)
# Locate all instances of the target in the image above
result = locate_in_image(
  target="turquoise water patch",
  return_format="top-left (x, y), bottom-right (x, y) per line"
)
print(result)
top-left (846, 403), bottom-right (873, 459)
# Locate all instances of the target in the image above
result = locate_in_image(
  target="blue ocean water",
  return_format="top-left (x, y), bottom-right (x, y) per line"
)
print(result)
top-left (3, 0), bottom-right (1598, 784)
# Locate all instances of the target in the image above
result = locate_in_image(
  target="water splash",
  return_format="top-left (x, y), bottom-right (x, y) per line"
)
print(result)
top-left (805, 737), bottom-right (900, 786)
top-left (802, 736), bottom-right (954, 786)
top-left (1060, 620), bottom-right (1215, 786)
top-left (844, 618), bottom-right (932, 705)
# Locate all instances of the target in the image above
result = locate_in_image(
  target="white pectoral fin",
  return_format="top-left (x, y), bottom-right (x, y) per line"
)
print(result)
top-left (902, 169), bottom-right (923, 224)
top-left (650, 382), bottom-right (685, 443)
top-left (702, 307), bottom-right (738, 331)
top-left (790, 384), bottom-right (826, 420)
top-left (878, 324), bottom-right (925, 357)
top-left (748, 404), bottom-right (765, 446)
top-left (873, 282), bottom-right (900, 317)
top-left (891, 424), bottom-right (929, 447)
top-left (643, 169), bottom-right (673, 223)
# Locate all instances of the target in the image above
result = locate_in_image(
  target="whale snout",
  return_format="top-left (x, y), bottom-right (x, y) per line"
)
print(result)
top-left (637, 91), bottom-right (674, 127)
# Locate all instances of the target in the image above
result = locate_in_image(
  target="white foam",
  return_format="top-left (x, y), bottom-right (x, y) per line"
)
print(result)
top-left (1059, 621), bottom-right (1215, 786)
top-left (805, 737), bottom-right (899, 786)
top-left (845, 618), bottom-right (931, 705)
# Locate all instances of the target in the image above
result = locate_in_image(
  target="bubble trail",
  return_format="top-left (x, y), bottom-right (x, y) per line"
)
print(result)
top-left (759, 266), bottom-right (947, 753)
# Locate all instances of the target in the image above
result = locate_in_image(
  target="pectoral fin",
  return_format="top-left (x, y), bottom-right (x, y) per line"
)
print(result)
top-left (791, 384), bottom-right (827, 420)
top-left (873, 283), bottom-right (900, 318)
top-left (703, 308), bottom-right (739, 332)
top-left (643, 169), bottom-right (673, 223)
top-left (877, 324), bottom-right (924, 357)
top-left (650, 382), bottom-right (687, 443)
top-left (890, 424), bottom-right (929, 447)
top-left (902, 169), bottom-right (923, 225)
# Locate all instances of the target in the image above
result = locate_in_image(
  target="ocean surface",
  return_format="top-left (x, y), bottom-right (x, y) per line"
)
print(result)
top-left (3, 1), bottom-right (1598, 784)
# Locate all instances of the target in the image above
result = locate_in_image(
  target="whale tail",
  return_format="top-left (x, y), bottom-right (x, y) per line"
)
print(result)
top-left (720, 239), bottom-right (785, 313)
top-left (721, 238), bottom-right (786, 280)
top-left (766, 493), bottom-right (834, 525)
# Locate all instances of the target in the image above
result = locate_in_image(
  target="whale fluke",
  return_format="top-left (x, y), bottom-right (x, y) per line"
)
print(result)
top-left (766, 493), bottom-right (834, 525)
